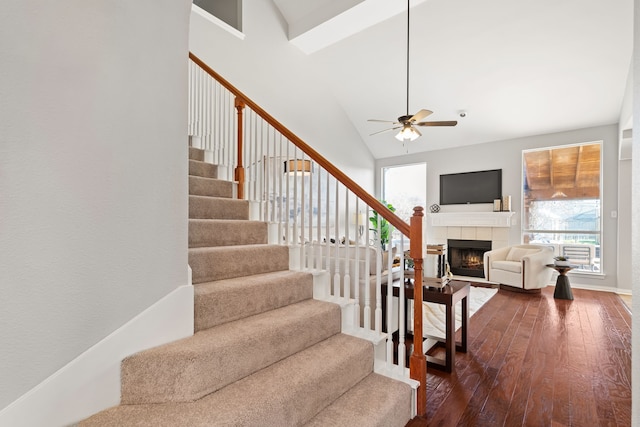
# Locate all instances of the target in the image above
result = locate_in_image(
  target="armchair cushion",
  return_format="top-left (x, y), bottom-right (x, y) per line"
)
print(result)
top-left (492, 260), bottom-right (522, 274)
top-left (506, 247), bottom-right (539, 262)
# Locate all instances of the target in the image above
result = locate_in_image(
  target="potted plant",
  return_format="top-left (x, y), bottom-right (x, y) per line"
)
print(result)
top-left (554, 256), bottom-right (570, 267)
top-left (369, 201), bottom-right (395, 250)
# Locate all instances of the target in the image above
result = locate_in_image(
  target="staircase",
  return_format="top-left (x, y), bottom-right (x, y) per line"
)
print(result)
top-left (79, 146), bottom-right (412, 426)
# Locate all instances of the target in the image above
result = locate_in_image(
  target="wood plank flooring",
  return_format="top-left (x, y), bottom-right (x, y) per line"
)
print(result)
top-left (406, 286), bottom-right (631, 426)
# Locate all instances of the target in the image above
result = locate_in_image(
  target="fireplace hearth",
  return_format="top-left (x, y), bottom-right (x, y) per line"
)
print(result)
top-left (447, 239), bottom-right (492, 278)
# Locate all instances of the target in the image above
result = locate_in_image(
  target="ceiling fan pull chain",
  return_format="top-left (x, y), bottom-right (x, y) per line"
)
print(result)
top-left (406, 0), bottom-right (410, 116)
top-left (366, 0), bottom-right (457, 139)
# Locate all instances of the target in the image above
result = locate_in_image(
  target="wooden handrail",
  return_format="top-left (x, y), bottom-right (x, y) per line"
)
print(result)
top-left (188, 52), bottom-right (409, 236)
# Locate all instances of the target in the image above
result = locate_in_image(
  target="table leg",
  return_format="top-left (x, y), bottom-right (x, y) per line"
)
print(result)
top-left (554, 274), bottom-right (574, 300)
top-left (460, 295), bottom-right (468, 352)
top-left (445, 301), bottom-right (455, 372)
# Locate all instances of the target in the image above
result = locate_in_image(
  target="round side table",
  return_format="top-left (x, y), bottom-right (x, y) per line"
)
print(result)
top-left (546, 264), bottom-right (574, 300)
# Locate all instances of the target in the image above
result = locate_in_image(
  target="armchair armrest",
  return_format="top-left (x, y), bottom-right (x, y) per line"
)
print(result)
top-left (483, 246), bottom-right (511, 279)
top-left (522, 247), bottom-right (554, 289)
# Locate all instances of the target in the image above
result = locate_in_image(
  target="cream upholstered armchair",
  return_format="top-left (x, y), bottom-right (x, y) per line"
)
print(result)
top-left (483, 244), bottom-right (554, 291)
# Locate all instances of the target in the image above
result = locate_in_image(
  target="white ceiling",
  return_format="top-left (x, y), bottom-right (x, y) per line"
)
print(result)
top-left (273, 0), bottom-right (634, 159)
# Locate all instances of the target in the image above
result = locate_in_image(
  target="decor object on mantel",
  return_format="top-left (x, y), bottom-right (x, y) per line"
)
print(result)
top-left (367, 0), bottom-right (457, 144)
top-left (501, 195), bottom-right (512, 211)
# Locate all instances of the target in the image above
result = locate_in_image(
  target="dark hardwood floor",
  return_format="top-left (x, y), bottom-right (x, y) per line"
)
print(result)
top-left (406, 286), bottom-right (631, 426)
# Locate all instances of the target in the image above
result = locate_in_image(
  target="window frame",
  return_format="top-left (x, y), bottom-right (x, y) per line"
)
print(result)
top-left (521, 141), bottom-right (604, 275)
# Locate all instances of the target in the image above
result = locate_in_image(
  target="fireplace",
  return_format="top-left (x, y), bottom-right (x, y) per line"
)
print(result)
top-left (447, 239), bottom-right (492, 278)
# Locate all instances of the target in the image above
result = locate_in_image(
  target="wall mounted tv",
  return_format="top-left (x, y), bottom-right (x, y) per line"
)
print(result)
top-left (439, 169), bottom-right (502, 205)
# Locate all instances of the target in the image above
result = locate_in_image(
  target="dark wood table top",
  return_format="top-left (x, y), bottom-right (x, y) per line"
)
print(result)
top-left (387, 278), bottom-right (470, 304)
top-left (546, 264), bottom-right (575, 274)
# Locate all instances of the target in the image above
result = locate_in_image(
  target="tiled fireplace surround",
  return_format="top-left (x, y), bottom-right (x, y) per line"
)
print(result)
top-left (427, 211), bottom-right (516, 253)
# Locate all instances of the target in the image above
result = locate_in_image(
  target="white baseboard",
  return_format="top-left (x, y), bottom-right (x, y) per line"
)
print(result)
top-left (569, 282), bottom-right (630, 294)
top-left (0, 284), bottom-right (194, 427)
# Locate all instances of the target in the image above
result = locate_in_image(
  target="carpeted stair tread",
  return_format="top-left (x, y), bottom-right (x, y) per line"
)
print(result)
top-left (80, 334), bottom-right (373, 426)
top-left (189, 146), bottom-right (204, 161)
top-left (194, 270), bottom-right (313, 331)
top-left (189, 175), bottom-right (234, 198)
top-left (189, 195), bottom-right (249, 220)
top-left (189, 219), bottom-right (267, 248)
top-left (189, 244), bottom-right (289, 284)
top-left (120, 299), bottom-right (341, 404)
top-left (304, 373), bottom-right (412, 427)
top-left (189, 159), bottom-right (218, 179)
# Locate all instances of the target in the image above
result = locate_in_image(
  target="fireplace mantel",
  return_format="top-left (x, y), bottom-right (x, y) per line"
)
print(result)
top-left (427, 211), bottom-right (516, 228)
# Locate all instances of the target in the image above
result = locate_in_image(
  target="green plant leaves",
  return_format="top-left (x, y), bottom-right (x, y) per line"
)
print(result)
top-left (369, 200), bottom-right (396, 248)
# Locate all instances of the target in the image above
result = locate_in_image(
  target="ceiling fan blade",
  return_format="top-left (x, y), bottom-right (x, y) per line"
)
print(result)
top-left (409, 109), bottom-right (433, 123)
top-left (368, 119), bottom-right (399, 124)
top-left (415, 120), bottom-right (458, 127)
top-left (369, 126), bottom-right (402, 136)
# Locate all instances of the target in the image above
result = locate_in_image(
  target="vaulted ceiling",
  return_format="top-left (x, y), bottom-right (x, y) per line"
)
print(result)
top-left (273, 0), bottom-right (633, 159)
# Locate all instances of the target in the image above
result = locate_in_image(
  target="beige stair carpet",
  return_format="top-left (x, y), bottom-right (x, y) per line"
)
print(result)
top-left (194, 270), bottom-right (313, 331)
top-left (80, 145), bottom-right (412, 426)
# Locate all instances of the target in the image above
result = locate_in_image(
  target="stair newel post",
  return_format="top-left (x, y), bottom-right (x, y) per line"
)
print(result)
top-left (409, 206), bottom-right (427, 416)
top-left (234, 97), bottom-right (246, 199)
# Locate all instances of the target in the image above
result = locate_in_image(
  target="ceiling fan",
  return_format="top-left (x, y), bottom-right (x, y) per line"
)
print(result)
top-left (368, 0), bottom-right (457, 142)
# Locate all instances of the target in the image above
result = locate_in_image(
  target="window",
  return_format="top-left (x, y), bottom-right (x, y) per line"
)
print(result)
top-left (382, 163), bottom-right (427, 247)
top-left (522, 142), bottom-right (602, 272)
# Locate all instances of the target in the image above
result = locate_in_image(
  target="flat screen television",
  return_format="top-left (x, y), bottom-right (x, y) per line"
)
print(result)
top-left (439, 169), bottom-right (502, 205)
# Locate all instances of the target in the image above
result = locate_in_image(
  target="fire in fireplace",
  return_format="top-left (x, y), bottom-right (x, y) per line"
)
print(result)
top-left (447, 239), bottom-right (492, 278)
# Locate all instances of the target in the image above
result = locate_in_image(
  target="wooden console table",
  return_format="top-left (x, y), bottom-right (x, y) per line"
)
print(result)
top-left (382, 279), bottom-right (470, 373)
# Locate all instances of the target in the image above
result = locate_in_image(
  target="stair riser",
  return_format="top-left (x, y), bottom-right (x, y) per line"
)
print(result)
top-left (189, 196), bottom-right (249, 220)
top-left (189, 245), bottom-right (288, 284)
top-left (189, 147), bottom-right (204, 161)
top-left (120, 300), bottom-right (342, 404)
top-left (305, 373), bottom-right (412, 427)
top-left (189, 160), bottom-right (218, 179)
top-left (189, 219), bottom-right (267, 248)
top-left (83, 335), bottom-right (374, 426)
top-left (194, 271), bottom-right (313, 331)
top-left (208, 334), bottom-right (374, 426)
top-left (189, 176), bottom-right (233, 199)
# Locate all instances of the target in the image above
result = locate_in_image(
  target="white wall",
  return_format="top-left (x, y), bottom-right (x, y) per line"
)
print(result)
top-left (376, 124), bottom-right (620, 290)
top-left (188, 0), bottom-right (375, 191)
top-left (0, 0), bottom-right (191, 410)
top-left (617, 62), bottom-right (634, 292)
top-left (631, 0), bottom-right (639, 423)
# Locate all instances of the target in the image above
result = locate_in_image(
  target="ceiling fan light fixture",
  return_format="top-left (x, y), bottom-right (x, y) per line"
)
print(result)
top-left (395, 124), bottom-right (421, 141)
top-left (367, 0), bottom-right (457, 141)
